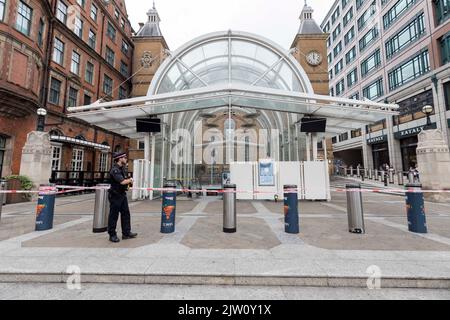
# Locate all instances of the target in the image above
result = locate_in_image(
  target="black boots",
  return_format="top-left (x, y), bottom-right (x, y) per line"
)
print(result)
top-left (122, 232), bottom-right (138, 240)
top-left (109, 235), bottom-right (120, 243)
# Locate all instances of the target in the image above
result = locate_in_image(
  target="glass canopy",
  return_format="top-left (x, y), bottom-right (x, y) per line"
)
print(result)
top-left (150, 31), bottom-right (309, 95)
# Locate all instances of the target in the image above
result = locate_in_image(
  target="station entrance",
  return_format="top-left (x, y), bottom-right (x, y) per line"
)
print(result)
top-left (68, 31), bottom-right (398, 200)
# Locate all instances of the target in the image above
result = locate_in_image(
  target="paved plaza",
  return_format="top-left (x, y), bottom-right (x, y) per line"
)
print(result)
top-left (0, 177), bottom-right (450, 293)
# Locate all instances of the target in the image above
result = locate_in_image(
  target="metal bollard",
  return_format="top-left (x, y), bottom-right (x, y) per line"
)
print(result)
top-left (374, 169), bottom-right (379, 181)
top-left (35, 184), bottom-right (57, 231)
top-left (161, 182), bottom-right (176, 233)
top-left (361, 169), bottom-right (365, 181)
top-left (0, 179), bottom-right (7, 221)
top-left (405, 183), bottom-right (427, 233)
top-left (398, 171), bottom-right (404, 186)
top-left (350, 167), bottom-right (354, 177)
top-left (369, 169), bottom-right (373, 180)
top-left (389, 169), bottom-right (394, 184)
top-left (383, 172), bottom-right (388, 187)
top-left (223, 184), bottom-right (237, 233)
top-left (284, 185), bottom-right (299, 234)
top-left (346, 184), bottom-right (365, 234)
top-left (357, 167), bottom-right (360, 178)
top-left (93, 184), bottom-right (110, 233)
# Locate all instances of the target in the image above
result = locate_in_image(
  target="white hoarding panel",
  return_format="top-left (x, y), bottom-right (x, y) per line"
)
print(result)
top-left (303, 161), bottom-right (328, 200)
top-left (230, 162), bottom-right (254, 200)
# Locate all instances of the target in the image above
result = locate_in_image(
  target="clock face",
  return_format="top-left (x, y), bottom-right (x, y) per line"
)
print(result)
top-left (306, 51), bottom-right (322, 66)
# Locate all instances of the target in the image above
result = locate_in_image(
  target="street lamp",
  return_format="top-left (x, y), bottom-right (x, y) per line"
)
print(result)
top-left (422, 105), bottom-right (433, 130)
top-left (36, 108), bottom-right (47, 132)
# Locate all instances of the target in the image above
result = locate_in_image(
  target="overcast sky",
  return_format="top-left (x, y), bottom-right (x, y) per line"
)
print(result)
top-left (124, 0), bottom-right (334, 50)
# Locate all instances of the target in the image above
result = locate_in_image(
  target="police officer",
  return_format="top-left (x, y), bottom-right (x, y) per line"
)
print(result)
top-left (108, 152), bottom-right (137, 243)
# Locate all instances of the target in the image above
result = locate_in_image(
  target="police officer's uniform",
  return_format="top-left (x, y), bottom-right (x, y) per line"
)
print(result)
top-left (108, 152), bottom-right (135, 241)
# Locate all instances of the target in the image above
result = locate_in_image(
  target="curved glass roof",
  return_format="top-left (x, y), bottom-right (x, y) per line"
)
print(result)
top-left (149, 31), bottom-right (312, 95)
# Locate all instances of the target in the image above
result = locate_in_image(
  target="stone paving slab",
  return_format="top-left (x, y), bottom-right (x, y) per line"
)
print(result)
top-left (181, 216), bottom-right (281, 249)
top-left (0, 215), bottom-right (82, 242)
top-left (298, 217), bottom-right (450, 251)
top-left (21, 216), bottom-right (168, 248)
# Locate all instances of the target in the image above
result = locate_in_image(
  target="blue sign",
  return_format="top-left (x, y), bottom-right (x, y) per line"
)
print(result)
top-left (259, 160), bottom-right (275, 186)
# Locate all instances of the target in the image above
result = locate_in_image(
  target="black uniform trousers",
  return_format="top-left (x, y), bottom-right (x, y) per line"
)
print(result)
top-left (108, 192), bottom-right (131, 236)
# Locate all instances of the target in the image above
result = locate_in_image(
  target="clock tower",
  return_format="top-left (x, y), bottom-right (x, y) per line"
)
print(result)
top-left (291, 2), bottom-right (329, 95)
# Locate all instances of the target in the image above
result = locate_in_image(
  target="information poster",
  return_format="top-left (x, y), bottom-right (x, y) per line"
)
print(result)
top-left (258, 160), bottom-right (275, 186)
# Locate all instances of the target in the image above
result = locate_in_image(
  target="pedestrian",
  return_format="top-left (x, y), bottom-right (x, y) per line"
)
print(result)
top-left (108, 152), bottom-right (137, 243)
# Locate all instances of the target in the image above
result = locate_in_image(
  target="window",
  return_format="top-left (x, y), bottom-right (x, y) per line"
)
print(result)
top-left (345, 46), bottom-right (356, 64)
top-left (76, 0), bottom-right (84, 7)
top-left (440, 32), bottom-right (450, 65)
top-left (49, 77), bottom-right (62, 105)
top-left (361, 48), bottom-right (381, 77)
top-left (323, 22), bottom-right (330, 33)
top-left (38, 19), bottom-right (45, 47)
top-left (105, 46), bottom-right (115, 66)
top-left (121, 18), bottom-right (125, 30)
top-left (329, 70), bottom-right (333, 80)
top-left (334, 59), bottom-right (344, 74)
top-left (52, 37), bottom-right (65, 65)
top-left (114, 8), bottom-right (120, 20)
top-left (349, 92), bottom-right (360, 100)
top-left (88, 29), bottom-right (96, 48)
top-left (336, 79), bottom-right (345, 95)
top-left (388, 50), bottom-right (430, 91)
top-left (434, 0), bottom-right (450, 25)
top-left (444, 82), bottom-right (450, 111)
top-left (121, 40), bottom-right (129, 55)
top-left (103, 74), bottom-right (113, 95)
top-left (363, 78), bottom-right (384, 100)
top-left (344, 27), bottom-right (355, 45)
top-left (68, 87), bottom-right (78, 107)
top-left (359, 26), bottom-right (379, 52)
top-left (56, 1), bottom-right (68, 24)
top-left (119, 86), bottom-right (127, 100)
top-left (343, 7), bottom-right (353, 26)
top-left (332, 24), bottom-right (341, 41)
top-left (358, 1), bottom-right (376, 30)
top-left (339, 132), bottom-right (349, 142)
top-left (16, 1), bottom-right (33, 36)
top-left (332, 7), bottom-right (340, 24)
top-left (327, 37), bottom-right (332, 48)
top-left (334, 41), bottom-right (343, 57)
top-left (385, 13), bottom-right (425, 59)
top-left (85, 61), bottom-right (94, 84)
top-left (99, 152), bottom-right (109, 172)
top-left (71, 51), bottom-right (80, 75)
top-left (347, 68), bottom-right (358, 87)
top-left (0, 0), bottom-right (5, 21)
top-left (51, 146), bottom-right (62, 172)
top-left (120, 61), bottom-right (128, 77)
top-left (71, 149), bottom-right (84, 175)
top-left (90, 3), bottom-right (97, 21)
top-left (330, 87), bottom-right (335, 96)
top-left (384, 0), bottom-right (418, 29)
top-left (84, 94), bottom-right (91, 105)
top-left (356, 0), bottom-right (366, 10)
top-left (74, 17), bottom-right (83, 38)
top-left (107, 21), bottom-right (116, 41)
top-left (342, 0), bottom-right (349, 9)
top-left (328, 53), bottom-right (332, 64)
top-left (332, 136), bottom-right (337, 144)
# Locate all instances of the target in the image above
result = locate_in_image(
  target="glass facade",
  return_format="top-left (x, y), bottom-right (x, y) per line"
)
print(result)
top-left (385, 13), bottom-right (425, 59)
top-left (363, 78), bottom-right (384, 100)
top-left (361, 48), bottom-right (381, 77)
top-left (388, 50), bottom-right (430, 91)
top-left (383, 0), bottom-right (417, 29)
top-left (434, 0), bottom-right (450, 25)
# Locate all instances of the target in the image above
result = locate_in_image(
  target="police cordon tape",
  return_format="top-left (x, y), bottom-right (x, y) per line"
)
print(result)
top-left (1, 185), bottom-right (450, 194)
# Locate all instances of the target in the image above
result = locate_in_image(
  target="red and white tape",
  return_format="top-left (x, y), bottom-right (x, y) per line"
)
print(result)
top-left (1, 186), bottom-right (450, 195)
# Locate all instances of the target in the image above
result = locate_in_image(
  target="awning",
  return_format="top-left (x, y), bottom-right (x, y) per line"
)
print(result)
top-left (50, 135), bottom-right (110, 151)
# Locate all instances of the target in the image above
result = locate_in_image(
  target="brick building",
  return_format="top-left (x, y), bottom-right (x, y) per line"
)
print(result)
top-left (0, 0), bottom-right (133, 179)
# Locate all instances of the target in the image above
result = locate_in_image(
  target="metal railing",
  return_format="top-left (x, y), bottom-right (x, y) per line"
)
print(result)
top-left (49, 170), bottom-right (133, 193)
top-left (336, 166), bottom-right (420, 185)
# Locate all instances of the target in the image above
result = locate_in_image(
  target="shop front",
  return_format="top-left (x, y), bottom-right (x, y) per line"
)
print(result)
top-left (367, 135), bottom-right (389, 170)
top-left (394, 123), bottom-right (437, 171)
